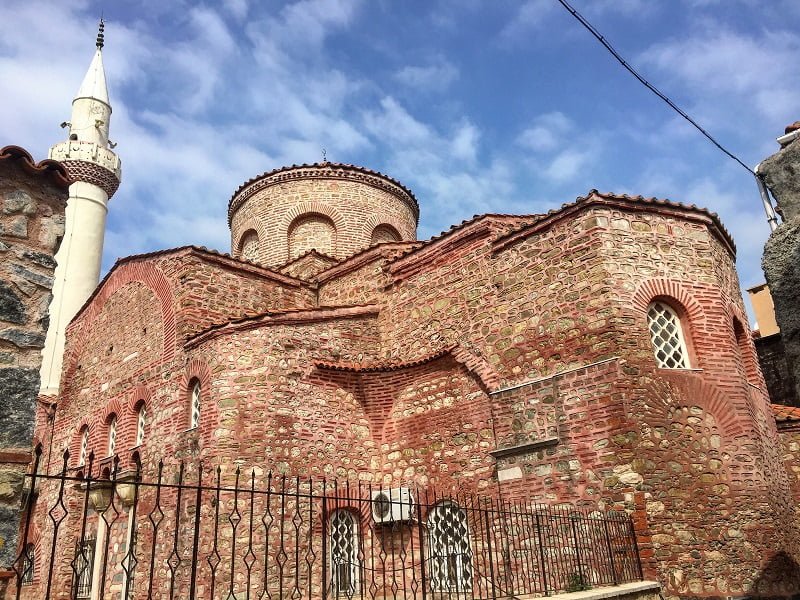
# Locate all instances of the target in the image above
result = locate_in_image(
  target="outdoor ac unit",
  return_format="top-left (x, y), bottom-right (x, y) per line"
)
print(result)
top-left (371, 488), bottom-right (415, 524)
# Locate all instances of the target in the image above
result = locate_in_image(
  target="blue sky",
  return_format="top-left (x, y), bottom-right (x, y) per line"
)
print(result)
top-left (2, 1), bottom-right (799, 322)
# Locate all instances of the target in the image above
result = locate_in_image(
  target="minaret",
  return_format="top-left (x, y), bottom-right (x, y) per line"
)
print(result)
top-left (40, 20), bottom-right (122, 396)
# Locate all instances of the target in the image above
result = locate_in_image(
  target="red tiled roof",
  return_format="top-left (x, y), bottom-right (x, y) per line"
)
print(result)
top-left (772, 404), bottom-right (800, 423)
top-left (69, 245), bottom-right (313, 328)
top-left (494, 190), bottom-right (736, 255)
top-left (0, 145), bottom-right (71, 188)
top-left (278, 248), bottom-right (340, 270)
top-left (186, 304), bottom-right (380, 349)
top-left (388, 214), bottom-right (539, 267)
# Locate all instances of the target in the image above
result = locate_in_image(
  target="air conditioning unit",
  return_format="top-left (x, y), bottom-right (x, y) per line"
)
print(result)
top-left (371, 488), bottom-right (415, 524)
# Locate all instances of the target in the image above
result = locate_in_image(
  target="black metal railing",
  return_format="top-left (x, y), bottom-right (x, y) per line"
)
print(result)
top-left (11, 447), bottom-right (642, 600)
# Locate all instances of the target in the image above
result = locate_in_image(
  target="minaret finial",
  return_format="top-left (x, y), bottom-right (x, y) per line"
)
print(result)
top-left (96, 17), bottom-right (105, 50)
top-left (322, 148), bottom-right (327, 163)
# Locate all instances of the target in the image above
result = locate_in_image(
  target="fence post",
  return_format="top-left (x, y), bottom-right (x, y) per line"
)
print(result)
top-left (482, 500), bottom-right (497, 600)
top-left (602, 517), bottom-right (618, 585)
top-left (14, 444), bottom-right (41, 600)
top-left (415, 489), bottom-right (427, 600)
top-left (569, 514), bottom-right (585, 589)
top-left (534, 510), bottom-right (548, 596)
top-left (321, 481), bottom-right (328, 600)
top-left (627, 516), bottom-right (644, 581)
top-left (188, 464), bottom-right (203, 599)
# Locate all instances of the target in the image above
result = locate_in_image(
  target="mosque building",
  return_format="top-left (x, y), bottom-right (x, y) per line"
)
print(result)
top-left (11, 23), bottom-right (800, 600)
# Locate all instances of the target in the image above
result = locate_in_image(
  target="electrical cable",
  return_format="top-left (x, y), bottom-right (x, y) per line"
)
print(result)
top-left (555, 0), bottom-right (755, 175)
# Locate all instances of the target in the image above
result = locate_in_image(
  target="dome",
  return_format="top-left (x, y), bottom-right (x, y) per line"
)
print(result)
top-left (228, 163), bottom-right (419, 267)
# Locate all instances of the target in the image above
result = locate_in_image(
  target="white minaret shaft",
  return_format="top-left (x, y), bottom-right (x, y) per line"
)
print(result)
top-left (41, 20), bottom-right (122, 396)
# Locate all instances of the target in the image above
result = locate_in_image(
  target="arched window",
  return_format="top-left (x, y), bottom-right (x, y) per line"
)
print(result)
top-left (78, 427), bottom-right (89, 467)
top-left (329, 510), bottom-right (360, 596)
top-left (288, 213), bottom-right (336, 259)
top-left (107, 416), bottom-right (117, 457)
top-left (190, 380), bottom-right (201, 429)
top-left (370, 224), bottom-right (401, 245)
top-left (239, 230), bottom-right (260, 262)
top-left (733, 317), bottom-right (758, 383)
top-left (21, 543), bottom-right (34, 585)
top-left (647, 301), bottom-right (691, 369)
top-left (135, 404), bottom-right (147, 447)
top-left (427, 501), bottom-right (472, 592)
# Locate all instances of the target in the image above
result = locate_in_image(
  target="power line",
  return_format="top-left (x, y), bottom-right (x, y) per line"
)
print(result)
top-left (555, 0), bottom-right (755, 175)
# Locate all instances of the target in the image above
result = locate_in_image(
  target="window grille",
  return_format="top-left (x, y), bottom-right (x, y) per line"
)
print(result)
top-left (79, 428), bottom-right (89, 467)
top-left (646, 301), bottom-right (690, 369)
top-left (136, 406), bottom-right (146, 446)
top-left (108, 416), bottom-right (117, 457)
top-left (190, 381), bottom-right (201, 429)
top-left (73, 537), bottom-right (96, 599)
top-left (427, 502), bottom-right (473, 592)
top-left (21, 543), bottom-right (34, 585)
top-left (330, 510), bottom-right (360, 596)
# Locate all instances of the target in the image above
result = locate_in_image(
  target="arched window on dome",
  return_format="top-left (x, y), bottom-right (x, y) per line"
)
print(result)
top-left (238, 229), bottom-right (260, 263)
top-left (370, 224), bottom-right (401, 245)
top-left (646, 300), bottom-right (691, 369)
top-left (288, 213), bottom-right (336, 259)
top-left (329, 510), bottom-right (360, 596)
top-left (189, 379), bottom-right (201, 429)
top-left (427, 501), bottom-right (472, 592)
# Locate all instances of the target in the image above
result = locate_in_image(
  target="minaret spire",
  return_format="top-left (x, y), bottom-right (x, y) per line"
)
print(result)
top-left (96, 18), bottom-right (105, 49)
top-left (41, 20), bottom-right (122, 396)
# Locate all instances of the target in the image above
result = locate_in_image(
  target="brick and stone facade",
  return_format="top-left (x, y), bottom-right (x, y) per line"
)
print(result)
top-left (18, 164), bottom-right (800, 599)
top-left (0, 146), bottom-right (68, 595)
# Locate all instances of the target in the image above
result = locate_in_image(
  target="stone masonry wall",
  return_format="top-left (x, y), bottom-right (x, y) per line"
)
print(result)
top-left (756, 333), bottom-right (799, 406)
top-left (0, 149), bottom-right (67, 594)
top-left (22, 196), bottom-right (800, 598)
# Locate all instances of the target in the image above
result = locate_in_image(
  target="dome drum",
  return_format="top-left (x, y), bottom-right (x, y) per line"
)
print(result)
top-left (228, 163), bottom-right (418, 267)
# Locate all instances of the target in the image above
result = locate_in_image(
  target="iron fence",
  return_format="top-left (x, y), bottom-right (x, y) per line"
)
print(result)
top-left (11, 447), bottom-right (642, 600)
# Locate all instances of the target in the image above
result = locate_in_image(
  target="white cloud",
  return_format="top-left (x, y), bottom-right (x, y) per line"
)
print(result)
top-left (640, 28), bottom-right (800, 123)
top-left (450, 122), bottom-right (480, 163)
top-left (499, 0), bottom-right (555, 44)
top-left (517, 112), bottom-right (574, 153)
top-left (544, 148), bottom-right (591, 182)
top-left (394, 57), bottom-right (459, 92)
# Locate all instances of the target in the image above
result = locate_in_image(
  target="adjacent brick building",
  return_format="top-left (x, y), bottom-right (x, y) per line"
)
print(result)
top-left (14, 157), bottom-right (800, 599)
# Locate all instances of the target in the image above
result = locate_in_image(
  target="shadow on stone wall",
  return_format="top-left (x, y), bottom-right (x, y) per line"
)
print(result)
top-left (747, 551), bottom-right (800, 598)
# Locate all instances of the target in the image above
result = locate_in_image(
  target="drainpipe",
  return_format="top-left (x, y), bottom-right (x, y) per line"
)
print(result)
top-left (754, 162), bottom-right (780, 232)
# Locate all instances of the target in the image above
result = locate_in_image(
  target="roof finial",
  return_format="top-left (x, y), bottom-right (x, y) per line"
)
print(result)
top-left (322, 148), bottom-right (327, 163)
top-left (96, 17), bottom-right (105, 50)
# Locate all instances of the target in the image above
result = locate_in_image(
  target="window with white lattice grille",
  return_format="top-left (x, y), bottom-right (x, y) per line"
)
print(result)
top-left (135, 405), bottom-right (146, 446)
top-left (190, 381), bottom-right (201, 429)
top-left (79, 428), bottom-right (89, 467)
top-left (107, 416), bottom-right (117, 457)
top-left (647, 301), bottom-right (690, 369)
top-left (330, 510), bottom-right (360, 596)
top-left (427, 501), bottom-right (472, 592)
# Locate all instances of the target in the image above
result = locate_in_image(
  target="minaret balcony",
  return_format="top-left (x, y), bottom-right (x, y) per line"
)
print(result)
top-left (49, 140), bottom-right (121, 178)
